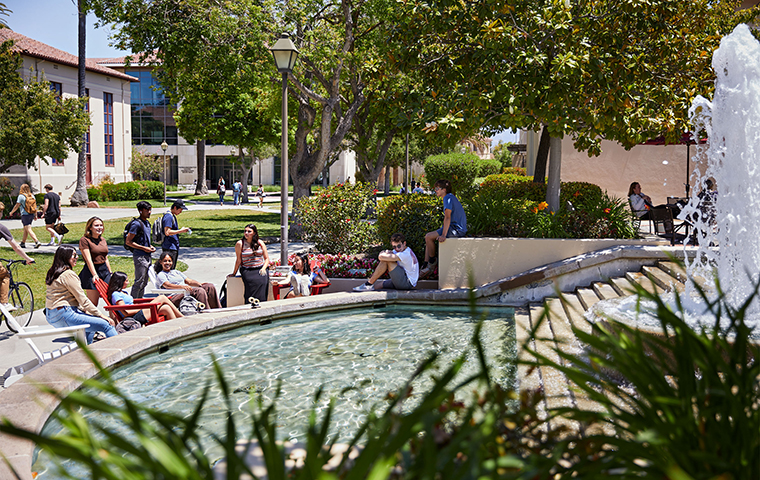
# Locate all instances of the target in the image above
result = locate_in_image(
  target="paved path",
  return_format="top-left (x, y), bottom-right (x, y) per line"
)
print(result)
top-left (1, 201), bottom-right (310, 386)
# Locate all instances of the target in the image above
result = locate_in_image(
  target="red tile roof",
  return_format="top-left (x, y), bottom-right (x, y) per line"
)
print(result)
top-left (0, 28), bottom-right (137, 82)
top-left (94, 52), bottom-right (160, 68)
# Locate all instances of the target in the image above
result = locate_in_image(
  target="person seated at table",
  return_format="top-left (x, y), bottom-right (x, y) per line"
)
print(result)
top-left (107, 271), bottom-right (183, 324)
top-left (45, 245), bottom-right (117, 344)
top-left (628, 182), bottom-right (678, 219)
top-left (276, 252), bottom-right (329, 298)
top-left (154, 252), bottom-right (221, 310)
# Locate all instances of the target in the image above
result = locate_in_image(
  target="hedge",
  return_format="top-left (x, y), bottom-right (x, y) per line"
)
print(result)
top-left (376, 194), bottom-right (442, 259)
top-left (423, 153), bottom-right (479, 196)
top-left (87, 181), bottom-right (164, 202)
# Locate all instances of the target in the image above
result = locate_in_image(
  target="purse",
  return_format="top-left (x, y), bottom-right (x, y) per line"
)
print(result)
top-left (53, 222), bottom-right (69, 235)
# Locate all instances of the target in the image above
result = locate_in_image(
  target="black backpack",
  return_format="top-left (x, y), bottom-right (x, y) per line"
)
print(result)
top-left (123, 217), bottom-right (143, 252)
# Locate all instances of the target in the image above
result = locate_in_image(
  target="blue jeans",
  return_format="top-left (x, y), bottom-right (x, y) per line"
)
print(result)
top-left (46, 306), bottom-right (117, 344)
top-left (233, 191), bottom-right (240, 205)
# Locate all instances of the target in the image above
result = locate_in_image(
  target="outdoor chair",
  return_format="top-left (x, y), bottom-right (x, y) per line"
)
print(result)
top-left (93, 278), bottom-right (166, 325)
top-left (650, 207), bottom-right (689, 245)
top-left (272, 282), bottom-right (330, 300)
top-left (145, 267), bottom-right (183, 297)
top-left (628, 200), bottom-right (652, 234)
top-left (1, 303), bottom-right (88, 388)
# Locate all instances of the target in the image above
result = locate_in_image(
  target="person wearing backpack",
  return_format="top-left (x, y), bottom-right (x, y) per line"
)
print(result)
top-left (232, 180), bottom-right (242, 205)
top-left (160, 200), bottom-right (190, 269)
top-left (8, 184), bottom-right (41, 248)
top-left (124, 201), bottom-right (155, 298)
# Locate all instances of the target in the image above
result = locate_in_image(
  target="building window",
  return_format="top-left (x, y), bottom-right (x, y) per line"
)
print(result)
top-left (104, 92), bottom-right (114, 166)
top-left (49, 82), bottom-right (64, 164)
top-left (85, 89), bottom-right (91, 168)
top-left (126, 69), bottom-right (178, 146)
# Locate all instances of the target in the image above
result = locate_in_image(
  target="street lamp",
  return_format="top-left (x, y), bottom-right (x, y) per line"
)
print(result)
top-left (161, 141), bottom-right (168, 206)
top-left (270, 33), bottom-right (299, 268)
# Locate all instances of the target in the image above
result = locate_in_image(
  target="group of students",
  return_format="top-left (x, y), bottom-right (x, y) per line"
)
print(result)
top-left (4, 183), bottom-right (63, 249)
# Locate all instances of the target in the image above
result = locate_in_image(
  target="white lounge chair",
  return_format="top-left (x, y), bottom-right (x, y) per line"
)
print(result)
top-left (144, 267), bottom-right (182, 297)
top-left (1, 304), bottom-right (88, 388)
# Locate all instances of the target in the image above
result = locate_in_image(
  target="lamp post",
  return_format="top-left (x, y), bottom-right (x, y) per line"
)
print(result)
top-left (161, 141), bottom-right (168, 206)
top-left (270, 33), bottom-right (299, 268)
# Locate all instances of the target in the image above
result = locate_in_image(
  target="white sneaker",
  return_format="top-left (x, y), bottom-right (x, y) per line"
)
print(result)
top-left (46, 240), bottom-right (56, 246)
top-left (1, 303), bottom-right (17, 312)
top-left (353, 282), bottom-right (375, 292)
top-left (55, 233), bottom-right (63, 244)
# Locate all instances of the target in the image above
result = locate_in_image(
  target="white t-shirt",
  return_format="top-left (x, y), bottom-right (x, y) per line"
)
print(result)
top-left (396, 247), bottom-right (419, 287)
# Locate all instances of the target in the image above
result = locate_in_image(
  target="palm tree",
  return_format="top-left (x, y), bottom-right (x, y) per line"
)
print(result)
top-left (70, 0), bottom-right (89, 206)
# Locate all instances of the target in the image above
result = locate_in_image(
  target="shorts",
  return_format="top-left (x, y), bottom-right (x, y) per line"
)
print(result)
top-left (45, 213), bottom-right (58, 225)
top-left (132, 309), bottom-right (148, 325)
top-left (436, 226), bottom-right (466, 238)
top-left (382, 266), bottom-right (414, 290)
top-left (21, 214), bottom-right (34, 226)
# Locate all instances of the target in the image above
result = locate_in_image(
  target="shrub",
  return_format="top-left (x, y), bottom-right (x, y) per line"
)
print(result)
top-left (86, 181), bottom-right (164, 202)
top-left (130, 148), bottom-right (163, 181)
top-left (502, 166), bottom-right (526, 176)
top-left (296, 182), bottom-right (378, 254)
top-left (475, 158), bottom-right (501, 177)
top-left (467, 177), bottom-right (636, 239)
top-left (376, 193), bottom-right (443, 257)
top-left (423, 152), bottom-right (479, 196)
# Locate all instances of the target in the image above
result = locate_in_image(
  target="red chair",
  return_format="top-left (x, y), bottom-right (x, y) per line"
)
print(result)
top-left (272, 281), bottom-right (330, 300)
top-left (93, 278), bottom-right (166, 325)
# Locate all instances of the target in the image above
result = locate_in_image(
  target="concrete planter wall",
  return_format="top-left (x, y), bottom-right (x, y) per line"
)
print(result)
top-left (322, 277), bottom-right (438, 292)
top-left (438, 237), bottom-right (662, 289)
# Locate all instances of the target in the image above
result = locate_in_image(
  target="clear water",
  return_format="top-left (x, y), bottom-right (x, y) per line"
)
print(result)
top-left (34, 305), bottom-right (516, 478)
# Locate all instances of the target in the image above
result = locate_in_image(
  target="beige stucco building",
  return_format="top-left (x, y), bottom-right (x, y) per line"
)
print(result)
top-left (0, 29), bottom-right (136, 202)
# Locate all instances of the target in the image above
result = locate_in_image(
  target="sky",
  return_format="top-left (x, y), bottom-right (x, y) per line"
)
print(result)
top-left (4, 0), bottom-right (127, 58)
top-left (3, 0), bottom-right (520, 144)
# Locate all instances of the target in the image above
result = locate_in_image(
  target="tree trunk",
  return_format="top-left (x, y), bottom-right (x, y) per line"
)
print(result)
top-left (533, 125), bottom-right (550, 184)
top-left (547, 136), bottom-right (562, 212)
top-left (70, 0), bottom-right (89, 206)
top-left (194, 139), bottom-right (207, 195)
top-left (239, 146), bottom-right (252, 204)
top-left (383, 164), bottom-right (391, 194)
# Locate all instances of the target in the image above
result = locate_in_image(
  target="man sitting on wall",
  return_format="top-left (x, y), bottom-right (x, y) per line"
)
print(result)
top-left (353, 233), bottom-right (419, 291)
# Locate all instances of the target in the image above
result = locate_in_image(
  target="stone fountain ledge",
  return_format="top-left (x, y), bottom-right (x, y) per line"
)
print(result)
top-left (0, 243), bottom-right (706, 479)
top-left (0, 288), bottom-right (482, 480)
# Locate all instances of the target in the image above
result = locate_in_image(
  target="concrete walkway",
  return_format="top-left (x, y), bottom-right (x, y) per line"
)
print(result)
top-left (0, 201), bottom-right (311, 385)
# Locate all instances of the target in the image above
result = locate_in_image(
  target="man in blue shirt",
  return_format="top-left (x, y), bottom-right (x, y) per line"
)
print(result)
top-left (420, 179), bottom-right (467, 279)
top-left (125, 201), bottom-right (156, 298)
top-left (161, 200), bottom-right (190, 269)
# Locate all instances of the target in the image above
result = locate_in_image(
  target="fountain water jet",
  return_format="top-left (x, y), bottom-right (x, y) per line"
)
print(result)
top-left (588, 24), bottom-right (760, 334)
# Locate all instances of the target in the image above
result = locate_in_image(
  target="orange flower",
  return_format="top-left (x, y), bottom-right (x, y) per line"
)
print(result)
top-left (538, 201), bottom-right (548, 211)
top-left (532, 207), bottom-right (538, 213)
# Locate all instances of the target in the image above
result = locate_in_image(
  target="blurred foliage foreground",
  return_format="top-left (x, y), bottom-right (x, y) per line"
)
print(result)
top-left (1, 267), bottom-right (759, 479)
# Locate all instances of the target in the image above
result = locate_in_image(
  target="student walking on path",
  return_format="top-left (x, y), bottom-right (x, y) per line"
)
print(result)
top-left (161, 200), bottom-right (190, 269)
top-left (8, 184), bottom-right (41, 249)
top-left (125, 201), bottom-right (155, 298)
top-left (420, 179), bottom-right (467, 279)
top-left (42, 184), bottom-right (62, 245)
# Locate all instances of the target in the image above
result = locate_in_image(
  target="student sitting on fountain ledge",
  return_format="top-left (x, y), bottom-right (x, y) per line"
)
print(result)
top-left (353, 233), bottom-right (419, 291)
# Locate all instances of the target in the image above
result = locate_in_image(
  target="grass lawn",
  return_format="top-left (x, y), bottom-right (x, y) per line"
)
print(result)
top-left (8, 210), bottom-right (282, 249)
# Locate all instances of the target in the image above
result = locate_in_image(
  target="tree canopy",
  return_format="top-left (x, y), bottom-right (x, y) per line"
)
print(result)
top-left (391, 0), bottom-right (760, 155)
top-left (0, 40), bottom-right (90, 174)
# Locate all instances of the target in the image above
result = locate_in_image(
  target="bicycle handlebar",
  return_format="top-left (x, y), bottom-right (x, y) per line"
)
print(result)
top-left (0, 258), bottom-right (34, 267)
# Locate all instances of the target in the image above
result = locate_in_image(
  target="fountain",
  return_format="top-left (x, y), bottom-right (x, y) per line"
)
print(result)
top-left (589, 23), bottom-right (760, 334)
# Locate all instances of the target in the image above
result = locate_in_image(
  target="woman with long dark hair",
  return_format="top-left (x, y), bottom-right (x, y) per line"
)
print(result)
top-left (229, 224), bottom-right (270, 304)
top-left (154, 252), bottom-right (221, 309)
top-left (276, 252), bottom-right (329, 298)
top-left (79, 216), bottom-right (112, 306)
top-left (45, 245), bottom-right (117, 343)
top-left (106, 271), bottom-right (183, 324)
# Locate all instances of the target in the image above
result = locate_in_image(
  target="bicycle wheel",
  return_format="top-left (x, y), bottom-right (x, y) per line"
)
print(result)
top-left (7, 282), bottom-right (34, 332)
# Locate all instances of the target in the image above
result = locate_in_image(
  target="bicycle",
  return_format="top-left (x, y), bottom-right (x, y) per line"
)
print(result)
top-left (0, 258), bottom-right (35, 333)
